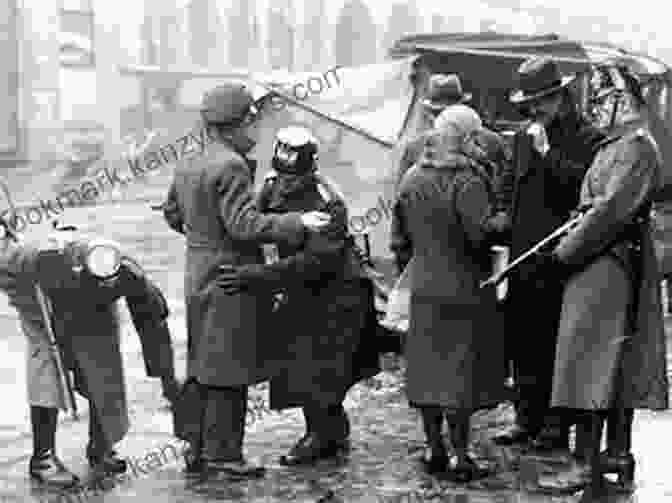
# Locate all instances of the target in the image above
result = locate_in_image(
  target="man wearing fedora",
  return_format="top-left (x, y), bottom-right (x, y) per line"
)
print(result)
top-left (493, 56), bottom-right (605, 450)
top-left (397, 74), bottom-right (473, 185)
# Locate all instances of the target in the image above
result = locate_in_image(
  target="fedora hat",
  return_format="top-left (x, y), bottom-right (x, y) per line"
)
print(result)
top-left (509, 57), bottom-right (576, 104)
top-left (422, 74), bottom-right (472, 110)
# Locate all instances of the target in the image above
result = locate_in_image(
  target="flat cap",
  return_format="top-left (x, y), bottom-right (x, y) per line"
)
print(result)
top-left (200, 83), bottom-right (255, 124)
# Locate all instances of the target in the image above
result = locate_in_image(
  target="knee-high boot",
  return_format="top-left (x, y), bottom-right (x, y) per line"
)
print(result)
top-left (28, 406), bottom-right (79, 487)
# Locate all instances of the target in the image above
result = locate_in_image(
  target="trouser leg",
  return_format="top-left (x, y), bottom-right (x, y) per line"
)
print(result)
top-left (201, 385), bottom-right (247, 462)
top-left (606, 408), bottom-right (634, 455)
top-left (446, 411), bottom-right (470, 456)
top-left (87, 400), bottom-right (111, 457)
top-left (31, 406), bottom-right (57, 457)
top-left (419, 406), bottom-right (445, 453)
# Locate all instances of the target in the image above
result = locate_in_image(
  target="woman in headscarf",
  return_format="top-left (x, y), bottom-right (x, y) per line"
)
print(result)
top-left (390, 107), bottom-right (505, 482)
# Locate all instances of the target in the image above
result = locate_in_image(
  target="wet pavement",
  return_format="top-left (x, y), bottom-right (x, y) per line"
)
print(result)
top-left (0, 200), bottom-right (671, 503)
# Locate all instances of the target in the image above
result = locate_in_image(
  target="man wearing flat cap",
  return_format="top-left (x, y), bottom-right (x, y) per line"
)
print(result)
top-left (162, 82), bottom-right (331, 479)
top-left (493, 57), bottom-right (605, 451)
top-left (397, 74), bottom-right (473, 185)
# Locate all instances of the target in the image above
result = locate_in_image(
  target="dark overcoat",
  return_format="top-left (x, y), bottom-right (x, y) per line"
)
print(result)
top-left (390, 152), bottom-right (505, 411)
top-left (37, 240), bottom-right (176, 447)
top-left (501, 114), bottom-right (605, 388)
top-left (247, 172), bottom-right (380, 409)
top-left (552, 120), bottom-right (669, 411)
top-left (163, 138), bottom-right (306, 387)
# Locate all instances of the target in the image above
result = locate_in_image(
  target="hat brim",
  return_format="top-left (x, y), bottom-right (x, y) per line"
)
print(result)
top-left (421, 93), bottom-right (472, 110)
top-left (509, 75), bottom-right (576, 104)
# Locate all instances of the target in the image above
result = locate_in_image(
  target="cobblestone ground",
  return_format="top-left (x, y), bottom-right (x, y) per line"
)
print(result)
top-left (0, 200), bottom-right (670, 503)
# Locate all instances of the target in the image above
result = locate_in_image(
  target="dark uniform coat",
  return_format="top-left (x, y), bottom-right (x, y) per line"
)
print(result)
top-left (390, 153), bottom-right (505, 411)
top-left (0, 238), bottom-right (175, 447)
top-left (552, 120), bottom-right (669, 411)
top-left (163, 138), bottom-right (306, 387)
top-left (248, 172), bottom-right (380, 409)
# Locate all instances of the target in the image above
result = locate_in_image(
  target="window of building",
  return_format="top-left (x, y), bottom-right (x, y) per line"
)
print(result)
top-left (60, 0), bottom-right (95, 67)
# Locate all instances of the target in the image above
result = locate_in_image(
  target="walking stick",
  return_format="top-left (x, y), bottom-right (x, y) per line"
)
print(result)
top-left (34, 283), bottom-right (79, 421)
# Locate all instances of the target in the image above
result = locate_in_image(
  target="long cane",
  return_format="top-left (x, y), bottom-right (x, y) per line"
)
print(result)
top-left (34, 283), bottom-right (79, 421)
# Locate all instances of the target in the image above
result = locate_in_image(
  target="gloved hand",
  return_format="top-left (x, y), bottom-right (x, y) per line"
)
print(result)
top-left (216, 264), bottom-right (274, 295)
top-left (216, 265), bottom-right (252, 294)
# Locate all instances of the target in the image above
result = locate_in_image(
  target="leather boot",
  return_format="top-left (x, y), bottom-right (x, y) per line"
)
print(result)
top-left (446, 412), bottom-right (489, 483)
top-left (419, 407), bottom-right (448, 474)
top-left (279, 405), bottom-right (342, 466)
top-left (601, 408), bottom-right (635, 490)
top-left (28, 406), bottom-right (79, 488)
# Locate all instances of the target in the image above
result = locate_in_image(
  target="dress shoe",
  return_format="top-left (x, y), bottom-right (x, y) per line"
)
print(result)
top-left (87, 449), bottom-right (128, 475)
top-left (279, 433), bottom-right (341, 466)
top-left (202, 458), bottom-right (266, 479)
top-left (29, 450), bottom-right (80, 488)
top-left (598, 450), bottom-right (635, 491)
top-left (531, 426), bottom-right (569, 451)
top-left (492, 425), bottom-right (532, 446)
top-left (420, 445), bottom-right (449, 475)
top-left (445, 455), bottom-right (490, 483)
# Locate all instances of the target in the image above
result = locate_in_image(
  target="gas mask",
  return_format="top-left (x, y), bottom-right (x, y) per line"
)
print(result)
top-left (271, 126), bottom-right (319, 176)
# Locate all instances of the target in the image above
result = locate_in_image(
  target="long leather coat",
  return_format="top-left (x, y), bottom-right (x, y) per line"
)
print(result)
top-left (0, 237), bottom-right (175, 447)
top-left (552, 119), bottom-right (669, 411)
top-left (162, 137), bottom-right (306, 387)
top-left (244, 172), bottom-right (380, 409)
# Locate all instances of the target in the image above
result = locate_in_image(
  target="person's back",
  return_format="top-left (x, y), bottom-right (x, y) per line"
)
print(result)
top-left (396, 144), bottom-right (492, 306)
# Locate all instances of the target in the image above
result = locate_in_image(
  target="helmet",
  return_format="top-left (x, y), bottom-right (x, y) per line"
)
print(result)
top-left (200, 83), bottom-right (256, 124)
top-left (272, 126), bottom-right (319, 175)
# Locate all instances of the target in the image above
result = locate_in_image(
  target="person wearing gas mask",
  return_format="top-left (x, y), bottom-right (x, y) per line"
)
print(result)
top-left (161, 83), bottom-right (333, 478)
top-left (215, 126), bottom-right (380, 466)
top-left (390, 115), bottom-right (506, 482)
top-left (492, 57), bottom-right (605, 451)
top-left (0, 216), bottom-right (177, 487)
top-left (547, 67), bottom-right (668, 491)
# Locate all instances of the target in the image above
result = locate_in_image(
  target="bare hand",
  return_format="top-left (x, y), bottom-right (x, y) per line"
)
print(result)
top-left (527, 122), bottom-right (549, 157)
top-left (300, 211), bottom-right (331, 230)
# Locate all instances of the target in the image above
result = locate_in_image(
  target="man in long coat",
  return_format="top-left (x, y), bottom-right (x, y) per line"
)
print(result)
top-left (162, 83), bottom-right (330, 478)
top-left (397, 74), bottom-right (473, 187)
top-left (0, 224), bottom-right (176, 486)
top-left (493, 57), bottom-right (605, 449)
top-left (550, 69), bottom-right (668, 489)
top-left (217, 126), bottom-right (380, 466)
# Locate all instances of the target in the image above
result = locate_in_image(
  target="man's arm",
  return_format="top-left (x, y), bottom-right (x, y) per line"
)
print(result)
top-left (555, 137), bottom-right (658, 265)
top-left (390, 195), bottom-right (413, 275)
top-left (217, 159), bottom-right (306, 246)
top-left (162, 181), bottom-right (185, 234)
top-left (455, 174), bottom-right (492, 248)
top-left (119, 257), bottom-right (175, 381)
top-left (229, 202), bottom-right (348, 291)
